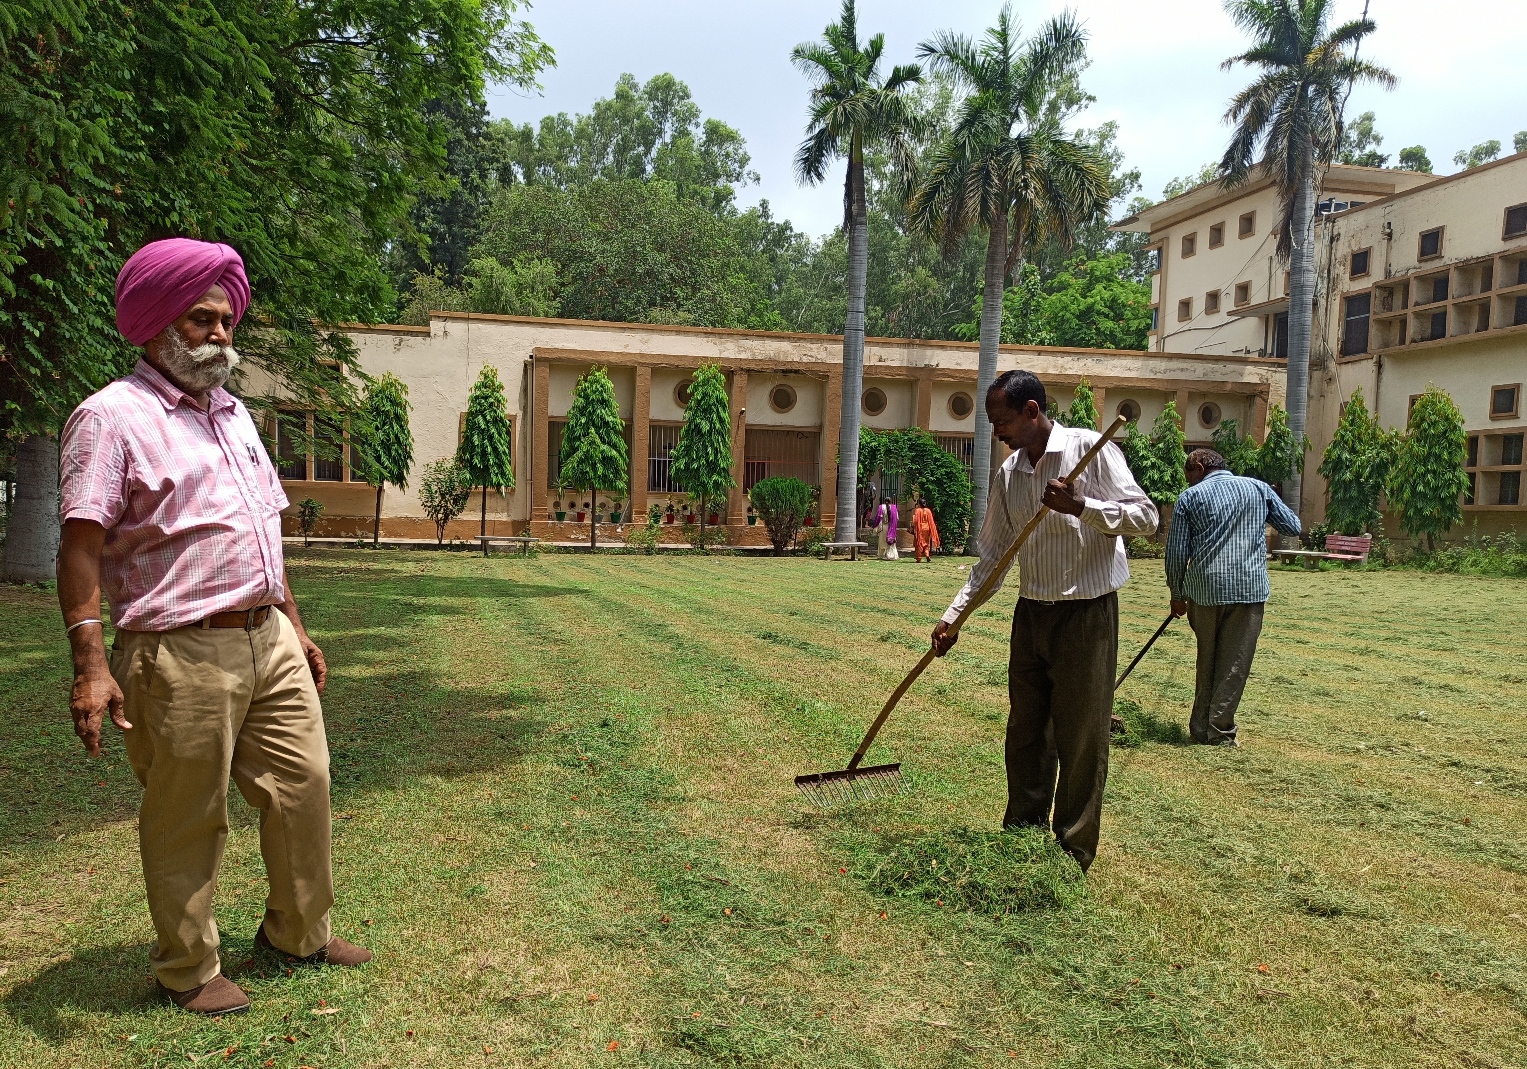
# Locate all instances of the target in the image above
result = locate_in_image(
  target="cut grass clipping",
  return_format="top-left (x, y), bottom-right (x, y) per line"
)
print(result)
top-left (843, 826), bottom-right (1085, 915)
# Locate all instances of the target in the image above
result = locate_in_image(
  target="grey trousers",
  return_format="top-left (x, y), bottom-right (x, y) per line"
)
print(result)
top-left (1006, 592), bottom-right (1118, 872)
top-left (1186, 601), bottom-right (1265, 743)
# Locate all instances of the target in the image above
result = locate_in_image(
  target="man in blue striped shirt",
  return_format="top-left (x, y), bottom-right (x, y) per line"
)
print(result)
top-left (1165, 448), bottom-right (1301, 745)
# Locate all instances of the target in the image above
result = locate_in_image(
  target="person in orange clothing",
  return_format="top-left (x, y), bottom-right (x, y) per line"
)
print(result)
top-left (911, 496), bottom-right (941, 562)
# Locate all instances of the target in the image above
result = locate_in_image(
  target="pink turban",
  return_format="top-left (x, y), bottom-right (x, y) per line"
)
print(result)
top-left (114, 238), bottom-right (252, 346)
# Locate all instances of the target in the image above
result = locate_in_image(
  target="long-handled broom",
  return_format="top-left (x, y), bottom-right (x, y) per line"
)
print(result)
top-left (795, 415), bottom-right (1130, 808)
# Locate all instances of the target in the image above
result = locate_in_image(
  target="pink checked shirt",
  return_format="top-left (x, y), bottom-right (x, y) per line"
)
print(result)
top-left (59, 359), bottom-right (289, 631)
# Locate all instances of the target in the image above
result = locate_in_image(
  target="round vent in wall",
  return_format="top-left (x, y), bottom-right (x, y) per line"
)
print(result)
top-left (948, 391), bottom-right (974, 420)
top-left (674, 379), bottom-right (694, 408)
top-left (862, 387), bottom-right (887, 416)
top-left (1198, 402), bottom-right (1222, 430)
top-left (769, 383), bottom-right (797, 413)
top-left (1117, 398), bottom-right (1141, 423)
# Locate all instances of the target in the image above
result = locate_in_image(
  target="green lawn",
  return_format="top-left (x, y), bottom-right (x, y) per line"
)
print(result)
top-left (1, 552), bottom-right (1524, 1068)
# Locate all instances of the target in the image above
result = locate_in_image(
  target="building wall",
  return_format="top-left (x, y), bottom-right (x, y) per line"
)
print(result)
top-left (261, 314), bottom-right (1285, 540)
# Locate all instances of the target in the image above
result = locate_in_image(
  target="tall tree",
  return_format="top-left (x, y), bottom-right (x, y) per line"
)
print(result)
top-left (1388, 387), bottom-right (1468, 553)
top-left (1218, 0), bottom-right (1395, 526)
top-left (457, 366), bottom-right (516, 538)
top-left (559, 367), bottom-right (628, 549)
top-left (909, 6), bottom-right (1109, 547)
top-left (669, 365), bottom-right (735, 548)
top-left (0, 0), bottom-right (550, 580)
top-left (1318, 388), bottom-right (1394, 535)
top-left (1057, 379), bottom-right (1100, 430)
top-left (792, 0), bottom-right (923, 543)
top-left (357, 373), bottom-right (415, 546)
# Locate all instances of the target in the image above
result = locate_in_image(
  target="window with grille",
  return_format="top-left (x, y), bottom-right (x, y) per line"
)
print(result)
top-left (647, 423), bottom-right (683, 492)
top-left (743, 428), bottom-right (819, 490)
top-left (1429, 310), bottom-right (1447, 341)
top-left (276, 411), bottom-right (308, 481)
top-left (1272, 312), bottom-right (1289, 358)
top-left (1504, 203), bottom-right (1527, 239)
top-left (1341, 293), bottom-right (1371, 356)
top-left (1491, 385), bottom-right (1520, 420)
top-left (935, 435), bottom-right (975, 478)
top-left (1350, 248), bottom-right (1370, 278)
top-left (1418, 227), bottom-right (1443, 259)
top-left (546, 420), bottom-right (566, 488)
top-left (313, 415), bottom-right (345, 481)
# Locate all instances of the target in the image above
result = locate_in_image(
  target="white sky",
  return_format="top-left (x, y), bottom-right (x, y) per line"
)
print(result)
top-left (487, 0), bottom-right (1526, 239)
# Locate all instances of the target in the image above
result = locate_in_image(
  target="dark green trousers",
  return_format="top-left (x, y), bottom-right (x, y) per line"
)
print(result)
top-left (1186, 601), bottom-right (1265, 744)
top-left (1005, 592), bottom-right (1118, 872)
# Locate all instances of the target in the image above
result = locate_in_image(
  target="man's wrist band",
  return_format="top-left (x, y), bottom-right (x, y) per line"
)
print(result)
top-left (66, 618), bottom-right (104, 635)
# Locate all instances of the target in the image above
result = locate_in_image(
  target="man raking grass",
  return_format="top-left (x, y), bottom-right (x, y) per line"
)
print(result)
top-left (932, 372), bottom-right (1157, 872)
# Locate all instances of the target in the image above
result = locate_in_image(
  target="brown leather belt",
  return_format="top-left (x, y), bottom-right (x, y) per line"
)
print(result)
top-left (198, 606), bottom-right (275, 630)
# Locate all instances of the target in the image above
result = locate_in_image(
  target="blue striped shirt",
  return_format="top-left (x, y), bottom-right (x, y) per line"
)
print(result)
top-left (1165, 470), bottom-right (1301, 605)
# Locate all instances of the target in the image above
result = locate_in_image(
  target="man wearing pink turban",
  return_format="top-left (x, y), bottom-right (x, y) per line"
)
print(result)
top-left (54, 238), bottom-right (370, 1016)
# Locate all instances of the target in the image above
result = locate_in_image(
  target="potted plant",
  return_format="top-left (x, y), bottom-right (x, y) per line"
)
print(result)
top-left (803, 511), bottom-right (816, 527)
top-left (746, 503), bottom-right (758, 526)
top-left (609, 497), bottom-right (625, 524)
top-left (706, 501), bottom-right (721, 526)
top-left (576, 500), bottom-right (588, 524)
top-left (664, 501), bottom-right (676, 525)
top-left (553, 481), bottom-right (568, 522)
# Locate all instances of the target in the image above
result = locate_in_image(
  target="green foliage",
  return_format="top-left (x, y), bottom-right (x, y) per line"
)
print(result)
top-left (624, 504), bottom-right (663, 555)
top-left (1338, 111), bottom-right (1388, 167)
top-left (1406, 530), bottom-right (1527, 578)
top-left (669, 365), bottom-right (735, 521)
top-left (1160, 162), bottom-right (1221, 200)
top-left (1056, 379), bottom-right (1100, 431)
top-left (1318, 389), bottom-right (1396, 535)
top-left (1389, 386), bottom-right (1468, 550)
top-left (845, 825), bottom-right (1085, 915)
top-left (1252, 404), bottom-right (1304, 487)
top-left (418, 459), bottom-right (473, 544)
top-left (457, 366), bottom-right (516, 491)
top-left (748, 477), bottom-right (815, 553)
top-left (858, 426), bottom-right (973, 551)
top-left (559, 366), bottom-right (629, 497)
top-left (472, 180), bottom-right (771, 328)
top-left (295, 498), bottom-right (325, 546)
top-left (1122, 401), bottom-right (1187, 509)
top-left (0, 0), bottom-right (550, 440)
top-left (1210, 419), bottom-right (1261, 477)
top-left (955, 255), bottom-right (1151, 351)
top-left (358, 374), bottom-right (414, 490)
top-left (398, 256), bottom-right (561, 325)
top-left (1396, 145), bottom-right (1433, 173)
top-left (1453, 141), bottom-right (1501, 169)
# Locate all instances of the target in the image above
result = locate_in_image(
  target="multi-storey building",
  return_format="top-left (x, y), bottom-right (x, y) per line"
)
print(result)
top-left (1118, 153), bottom-right (1527, 534)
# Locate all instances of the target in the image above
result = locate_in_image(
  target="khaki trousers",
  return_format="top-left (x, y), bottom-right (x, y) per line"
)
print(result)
top-left (112, 609), bottom-right (333, 991)
top-left (1005, 592), bottom-right (1118, 872)
top-left (1186, 601), bottom-right (1265, 744)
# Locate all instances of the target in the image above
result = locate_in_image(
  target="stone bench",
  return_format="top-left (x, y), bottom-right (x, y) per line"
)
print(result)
top-left (821, 540), bottom-right (871, 562)
top-left (476, 535), bottom-right (541, 558)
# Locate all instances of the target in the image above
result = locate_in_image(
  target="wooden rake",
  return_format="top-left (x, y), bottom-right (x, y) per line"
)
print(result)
top-left (795, 415), bottom-right (1130, 809)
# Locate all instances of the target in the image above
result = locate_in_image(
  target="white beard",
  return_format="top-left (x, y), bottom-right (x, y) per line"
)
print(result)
top-left (158, 327), bottom-right (241, 392)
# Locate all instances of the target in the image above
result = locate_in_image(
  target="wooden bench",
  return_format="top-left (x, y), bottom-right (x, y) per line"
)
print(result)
top-left (1270, 533), bottom-right (1372, 569)
top-left (821, 540), bottom-right (870, 562)
top-left (476, 535), bottom-right (541, 558)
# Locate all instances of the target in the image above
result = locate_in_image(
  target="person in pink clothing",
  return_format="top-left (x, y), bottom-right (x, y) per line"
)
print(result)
top-left (56, 238), bottom-right (370, 1017)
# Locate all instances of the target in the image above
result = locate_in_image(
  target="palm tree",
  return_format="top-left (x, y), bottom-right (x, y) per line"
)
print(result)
top-left (1219, 0), bottom-right (1394, 518)
top-left (793, 0), bottom-right (923, 544)
top-left (909, 7), bottom-right (1109, 546)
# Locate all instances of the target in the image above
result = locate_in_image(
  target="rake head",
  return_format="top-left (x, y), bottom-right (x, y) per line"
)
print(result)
top-left (794, 763), bottom-right (905, 809)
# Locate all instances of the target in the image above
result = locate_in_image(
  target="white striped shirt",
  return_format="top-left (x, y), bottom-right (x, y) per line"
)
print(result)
top-left (942, 423), bottom-right (1158, 622)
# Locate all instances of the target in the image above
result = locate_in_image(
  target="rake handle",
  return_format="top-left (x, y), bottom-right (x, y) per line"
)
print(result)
top-left (845, 415), bottom-right (1128, 773)
top-left (1114, 612), bottom-right (1174, 691)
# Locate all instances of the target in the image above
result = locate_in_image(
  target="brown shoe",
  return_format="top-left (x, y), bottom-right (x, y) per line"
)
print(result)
top-left (256, 923), bottom-right (373, 967)
top-left (159, 974), bottom-right (251, 1015)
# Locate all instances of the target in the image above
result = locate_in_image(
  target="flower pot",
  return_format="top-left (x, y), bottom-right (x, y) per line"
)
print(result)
top-left (803, 515), bottom-right (816, 527)
top-left (707, 513), bottom-right (720, 526)
top-left (663, 514), bottom-right (675, 525)
top-left (609, 513), bottom-right (621, 524)
top-left (747, 515), bottom-right (758, 526)
top-left (554, 511), bottom-right (566, 522)
top-left (576, 512), bottom-right (586, 523)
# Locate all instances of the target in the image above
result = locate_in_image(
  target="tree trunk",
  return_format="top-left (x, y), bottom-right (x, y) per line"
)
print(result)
top-left (373, 484), bottom-right (384, 546)
top-left (1282, 168), bottom-right (1316, 544)
top-left (480, 486), bottom-right (488, 537)
top-left (1, 434), bottom-right (61, 584)
top-left (590, 495), bottom-right (597, 549)
top-left (698, 497), bottom-right (706, 551)
top-left (968, 215), bottom-right (1009, 554)
top-left (833, 146), bottom-right (869, 544)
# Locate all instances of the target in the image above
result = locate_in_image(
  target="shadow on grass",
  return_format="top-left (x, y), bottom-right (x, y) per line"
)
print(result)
top-left (2, 943), bottom-right (159, 1038)
top-left (1111, 698), bottom-right (1192, 747)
